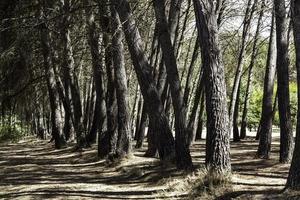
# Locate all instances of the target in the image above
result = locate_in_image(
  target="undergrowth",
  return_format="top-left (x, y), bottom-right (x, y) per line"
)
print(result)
top-left (156, 168), bottom-right (233, 200)
top-left (0, 125), bottom-right (25, 143)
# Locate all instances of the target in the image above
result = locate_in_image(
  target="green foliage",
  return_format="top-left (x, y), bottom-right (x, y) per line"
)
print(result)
top-left (0, 126), bottom-right (23, 143)
top-left (248, 86), bottom-right (263, 129)
top-left (0, 120), bottom-right (25, 143)
top-left (247, 82), bottom-right (298, 129)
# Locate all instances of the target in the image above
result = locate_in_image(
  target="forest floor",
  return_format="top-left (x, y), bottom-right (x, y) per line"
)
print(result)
top-left (0, 133), bottom-right (299, 200)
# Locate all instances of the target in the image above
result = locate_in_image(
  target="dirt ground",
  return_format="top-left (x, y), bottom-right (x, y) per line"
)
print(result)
top-left (0, 134), bottom-right (296, 200)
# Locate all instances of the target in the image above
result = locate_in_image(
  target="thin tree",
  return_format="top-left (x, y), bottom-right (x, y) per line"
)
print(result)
top-left (257, 8), bottom-right (276, 158)
top-left (229, 0), bottom-right (256, 133)
top-left (240, 0), bottom-right (265, 139)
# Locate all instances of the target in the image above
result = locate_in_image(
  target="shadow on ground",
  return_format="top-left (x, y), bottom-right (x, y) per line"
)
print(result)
top-left (0, 136), bottom-right (294, 199)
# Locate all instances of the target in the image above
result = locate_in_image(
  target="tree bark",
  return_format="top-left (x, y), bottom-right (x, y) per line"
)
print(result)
top-left (110, 4), bottom-right (131, 158)
top-left (113, 0), bottom-right (175, 162)
top-left (240, 1), bottom-right (265, 139)
top-left (60, 0), bottom-right (86, 148)
top-left (84, 0), bottom-right (106, 145)
top-left (257, 9), bottom-right (276, 159)
top-left (195, 92), bottom-right (205, 140)
top-left (187, 68), bottom-right (204, 144)
top-left (233, 82), bottom-right (240, 142)
top-left (99, 0), bottom-right (118, 158)
top-left (39, 2), bottom-right (66, 149)
top-left (287, 0), bottom-right (300, 188)
top-left (193, 0), bottom-right (231, 175)
top-left (229, 0), bottom-right (256, 133)
top-left (135, 104), bottom-right (147, 149)
top-left (153, 0), bottom-right (193, 170)
top-left (274, 0), bottom-right (294, 163)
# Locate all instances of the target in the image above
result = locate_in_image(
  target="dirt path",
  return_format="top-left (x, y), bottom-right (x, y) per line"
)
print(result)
top-left (0, 137), bottom-right (290, 199)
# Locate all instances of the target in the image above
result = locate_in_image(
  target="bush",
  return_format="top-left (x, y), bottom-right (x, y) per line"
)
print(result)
top-left (0, 124), bottom-right (24, 143)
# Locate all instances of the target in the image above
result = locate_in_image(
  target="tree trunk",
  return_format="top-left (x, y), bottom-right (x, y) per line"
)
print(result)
top-left (39, 3), bottom-right (66, 149)
top-left (286, 0), bottom-right (300, 188)
top-left (193, 0), bottom-right (231, 175)
top-left (240, 1), bottom-right (265, 139)
top-left (60, 0), bottom-right (86, 148)
top-left (274, 0), bottom-right (294, 163)
top-left (113, 0), bottom-right (175, 162)
top-left (153, 0), bottom-right (193, 170)
top-left (229, 0), bottom-right (256, 133)
top-left (135, 104), bottom-right (147, 149)
top-left (233, 82), bottom-right (240, 142)
top-left (99, 0), bottom-right (118, 158)
top-left (195, 92), bottom-right (205, 140)
top-left (134, 96), bottom-right (143, 140)
top-left (183, 37), bottom-right (200, 106)
top-left (257, 9), bottom-right (276, 159)
top-left (84, 0), bottom-right (106, 144)
top-left (187, 68), bottom-right (204, 144)
top-left (110, 5), bottom-right (131, 158)
top-left (144, 119), bottom-right (159, 158)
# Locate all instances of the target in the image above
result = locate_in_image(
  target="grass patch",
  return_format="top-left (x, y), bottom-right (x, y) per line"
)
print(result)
top-left (156, 168), bottom-right (233, 199)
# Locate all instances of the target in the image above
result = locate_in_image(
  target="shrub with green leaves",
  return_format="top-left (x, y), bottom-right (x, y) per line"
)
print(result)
top-left (0, 124), bottom-right (24, 143)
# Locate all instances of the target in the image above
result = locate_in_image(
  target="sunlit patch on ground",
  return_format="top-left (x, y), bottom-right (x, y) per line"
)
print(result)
top-left (0, 133), bottom-right (295, 199)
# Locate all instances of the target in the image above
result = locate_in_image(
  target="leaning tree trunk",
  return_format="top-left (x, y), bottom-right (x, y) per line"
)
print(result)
top-left (39, 3), bottom-right (66, 149)
top-left (286, 0), bottom-right (300, 188)
top-left (274, 0), bottom-right (294, 163)
top-left (110, 4), bottom-right (131, 158)
top-left (193, 0), bottom-right (231, 175)
top-left (84, 0), bottom-right (106, 144)
top-left (153, 0), bottom-right (193, 170)
top-left (240, 0), bottom-right (265, 139)
top-left (113, 0), bottom-right (175, 162)
top-left (257, 9), bottom-right (276, 159)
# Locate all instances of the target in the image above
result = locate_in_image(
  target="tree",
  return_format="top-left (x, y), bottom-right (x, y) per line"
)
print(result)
top-left (257, 8), bottom-right (276, 159)
top-left (229, 0), bottom-right (256, 133)
top-left (153, 0), bottom-right (193, 170)
top-left (193, 0), bottom-right (231, 175)
top-left (113, 0), bottom-right (175, 162)
top-left (60, 0), bottom-right (87, 148)
top-left (39, 0), bottom-right (66, 149)
top-left (274, 0), bottom-right (294, 163)
top-left (286, 0), bottom-right (300, 189)
top-left (98, 0), bottom-right (119, 158)
top-left (84, 0), bottom-right (106, 145)
top-left (240, 0), bottom-right (265, 139)
top-left (110, 3), bottom-right (131, 158)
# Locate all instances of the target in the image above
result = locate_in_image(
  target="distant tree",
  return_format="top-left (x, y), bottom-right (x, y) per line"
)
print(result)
top-left (257, 8), bottom-right (276, 159)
